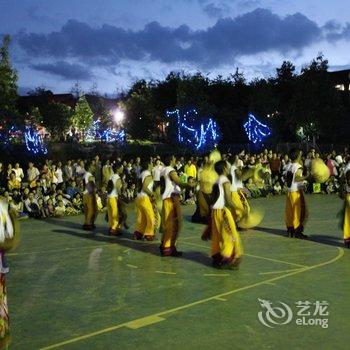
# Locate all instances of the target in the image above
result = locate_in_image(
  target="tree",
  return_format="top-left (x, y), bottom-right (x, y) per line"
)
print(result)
top-left (72, 96), bottom-right (94, 139)
top-left (40, 103), bottom-right (73, 141)
top-left (0, 35), bottom-right (18, 113)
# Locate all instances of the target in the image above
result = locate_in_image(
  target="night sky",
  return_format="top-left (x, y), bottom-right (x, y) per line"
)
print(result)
top-left (1, 0), bottom-right (349, 95)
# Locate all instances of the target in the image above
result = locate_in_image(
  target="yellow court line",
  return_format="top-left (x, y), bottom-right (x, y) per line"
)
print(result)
top-left (181, 241), bottom-right (307, 268)
top-left (39, 247), bottom-right (344, 350)
top-left (259, 268), bottom-right (302, 275)
top-left (155, 271), bottom-right (177, 275)
top-left (204, 273), bottom-right (230, 277)
top-left (126, 264), bottom-right (138, 269)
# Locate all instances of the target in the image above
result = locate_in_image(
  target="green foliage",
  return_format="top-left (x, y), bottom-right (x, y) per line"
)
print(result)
top-left (40, 103), bottom-right (73, 140)
top-left (72, 96), bottom-right (94, 136)
top-left (0, 35), bottom-right (18, 113)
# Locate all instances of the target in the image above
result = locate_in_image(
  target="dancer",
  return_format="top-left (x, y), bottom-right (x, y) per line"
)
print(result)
top-left (160, 155), bottom-right (194, 256)
top-left (284, 149), bottom-right (308, 238)
top-left (106, 162), bottom-right (123, 235)
top-left (342, 157), bottom-right (350, 247)
top-left (0, 197), bottom-right (20, 348)
top-left (133, 161), bottom-right (160, 241)
top-left (82, 164), bottom-right (97, 230)
top-left (192, 151), bottom-right (219, 224)
top-left (229, 155), bottom-right (250, 223)
top-left (210, 160), bottom-right (243, 269)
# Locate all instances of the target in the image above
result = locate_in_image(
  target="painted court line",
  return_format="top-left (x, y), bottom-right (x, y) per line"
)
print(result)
top-left (155, 271), bottom-right (177, 275)
top-left (39, 247), bottom-right (344, 350)
top-left (259, 268), bottom-right (302, 275)
top-left (126, 264), bottom-right (138, 269)
top-left (204, 273), bottom-right (230, 277)
top-left (182, 241), bottom-right (307, 268)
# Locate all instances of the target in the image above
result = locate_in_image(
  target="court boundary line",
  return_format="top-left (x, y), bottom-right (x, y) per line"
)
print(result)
top-left (39, 247), bottom-right (344, 350)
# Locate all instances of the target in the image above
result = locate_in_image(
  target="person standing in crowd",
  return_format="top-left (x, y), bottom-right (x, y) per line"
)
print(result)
top-left (184, 159), bottom-right (197, 180)
top-left (102, 160), bottom-right (113, 187)
top-left (152, 158), bottom-right (163, 192)
top-left (64, 160), bottom-right (74, 182)
top-left (55, 162), bottom-right (64, 190)
top-left (93, 156), bottom-right (102, 188)
top-left (207, 160), bottom-right (243, 269)
top-left (27, 162), bottom-right (40, 189)
top-left (269, 153), bottom-right (281, 179)
top-left (13, 163), bottom-right (24, 184)
top-left (82, 162), bottom-right (97, 230)
top-left (133, 161), bottom-right (159, 241)
top-left (106, 162), bottom-right (123, 235)
top-left (284, 149), bottom-right (309, 239)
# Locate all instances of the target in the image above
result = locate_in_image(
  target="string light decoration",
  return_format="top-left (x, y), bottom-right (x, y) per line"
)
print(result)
top-left (86, 120), bottom-right (126, 143)
top-left (24, 126), bottom-right (48, 155)
top-left (243, 113), bottom-right (272, 144)
top-left (166, 108), bottom-right (219, 150)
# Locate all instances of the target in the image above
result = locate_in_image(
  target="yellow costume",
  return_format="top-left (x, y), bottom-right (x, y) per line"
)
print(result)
top-left (160, 166), bottom-right (182, 256)
top-left (133, 170), bottom-right (160, 241)
top-left (343, 166), bottom-right (350, 246)
top-left (107, 174), bottom-right (122, 235)
top-left (161, 195), bottom-right (182, 254)
top-left (83, 191), bottom-right (97, 229)
top-left (284, 162), bottom-right (307, 237)
top-left (192, 164), bottom-right (218, 223)
top-left (231, 190), bottom-right (250, 221)
top-left (211, 175), bottom-right (243, 268)
top-left (343, 194), bottom-right (350, 245)
top-left (82, 172), bottom-right (97, 230)
top-left (0, 199), bottom-right (20, 348)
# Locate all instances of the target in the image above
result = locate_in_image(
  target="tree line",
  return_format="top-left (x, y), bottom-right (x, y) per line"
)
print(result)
top-left (1, 34), bottom-right (349, 144)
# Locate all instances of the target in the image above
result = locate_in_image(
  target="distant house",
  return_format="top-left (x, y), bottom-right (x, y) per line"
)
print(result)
top-left (328, 69), bottom-right (350, 92)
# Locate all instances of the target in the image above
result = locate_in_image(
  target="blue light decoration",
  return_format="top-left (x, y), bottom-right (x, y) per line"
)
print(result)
top-left (243, 113), bottom-right (272, 144)
top-left (24, 126), bottom-right (48, 155)
top-left (86, 120), bottom-right (126, 143)
top-left (166, 108), bottom-right (219, 150)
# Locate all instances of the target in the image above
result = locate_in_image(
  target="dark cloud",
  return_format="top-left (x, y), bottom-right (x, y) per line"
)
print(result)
top-left (30, 61), bottom-right (93, 80)
top-left (17, 8), bottom-right (326, 69)
top-left (202, 3), bottom-right (230, 18)
top-left (324, 21), bottom-right (350, 41)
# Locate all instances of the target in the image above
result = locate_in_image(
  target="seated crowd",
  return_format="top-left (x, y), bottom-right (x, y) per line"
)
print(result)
top-left (0, 148), bottom-right (348, 220)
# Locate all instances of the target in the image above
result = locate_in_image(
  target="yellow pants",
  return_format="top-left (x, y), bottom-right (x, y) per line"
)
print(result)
top-left (161, 196), bottom-right (182, 253)
top-left (343, 194), bottom-right (350, 241)
top-left (135, 195), bottom-right (160, 238)
top-left (231, 190), bottom-right (250, 221)
top-left (285, 190), bottom-right (307, 232)
top-left (83, 193), bottom-right (97, 226)
top-left (211, 208), bottom-right (243, 263)
top-left (107, 197), bottom-right (121, 231)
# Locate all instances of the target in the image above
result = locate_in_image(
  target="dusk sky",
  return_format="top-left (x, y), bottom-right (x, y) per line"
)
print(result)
top-left (1, 0), bottom-right (350, 95)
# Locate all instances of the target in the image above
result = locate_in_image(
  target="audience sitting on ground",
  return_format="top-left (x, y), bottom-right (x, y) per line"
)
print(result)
top-left (0, 148), bottom-right (348, 220)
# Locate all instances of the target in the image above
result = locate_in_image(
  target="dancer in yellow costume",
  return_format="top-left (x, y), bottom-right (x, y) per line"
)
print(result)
top-left (82, 163), bottom-right (98, 230)
top-left (0, 197), bottom-right (20, 348)
top-left (229, 155), bottom-right (250, 223)
top-left (209, 160), bottom-right (243, 269)
top-left (160, 155), bottom-right (195, 256)
top-left (192, 151), bottom-right (220, 224)
top-left (133, 161), bottom-right (160, 241)
top-left (107, 162), bottom-right (123, 236)
top-left (342, 158), bottom-right (350, 247)
top-left (284, 149), bottom-right (309, 239)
